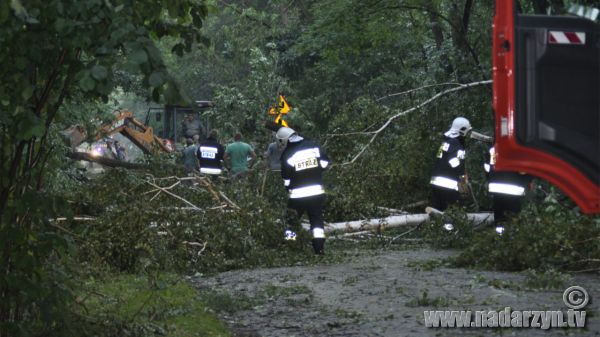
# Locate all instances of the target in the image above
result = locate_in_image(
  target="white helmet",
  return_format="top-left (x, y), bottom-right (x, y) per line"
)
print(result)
top-left (276, 127), bottom-right (296, 149)
top-left (446, 117), bottom-right (472, 138)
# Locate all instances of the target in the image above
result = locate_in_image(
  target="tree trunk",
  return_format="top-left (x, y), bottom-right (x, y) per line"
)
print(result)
top-left (302, 213), bottom-right (494, 234)
top-left (427, 2), bottom-right (453, 75)
top-left (67, 151), bottom-right (148, 169)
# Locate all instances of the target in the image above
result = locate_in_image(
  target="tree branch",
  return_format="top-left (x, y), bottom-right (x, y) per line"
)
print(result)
top-left (462, 0), bottom-right (474, 34)
top-left (34, 49), bottom-right (68, 117)
top-left (66, 151), bottom-right (148, 169)
top-left (375, 82), bottom-right (463, 102)
top-left (376, 4), bottom-right (485, 77)
top-left (218, 0), bottom-right (272, 28)
top-left (30, 49), bottom-right (81, 176)
top-left (0, 141), bottom-right (27, 212)
top-left (338, 80), bottom-right (492, 166)
top-left (144, 180), bottom-right (203, 211)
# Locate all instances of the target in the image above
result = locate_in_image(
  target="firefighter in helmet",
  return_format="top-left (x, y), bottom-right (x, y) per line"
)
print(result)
top-left (485, 145), bottom-right (531, 234)
top-left (429, 117), bottom-right (472, 228)
top-left (276, 127), bottom-right (329, 255)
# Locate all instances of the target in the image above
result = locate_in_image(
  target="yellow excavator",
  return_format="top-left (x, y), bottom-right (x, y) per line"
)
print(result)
top-left (96, 110), bottom-right (174, 154)
top-left (64, 110), bottom-right (174, 154)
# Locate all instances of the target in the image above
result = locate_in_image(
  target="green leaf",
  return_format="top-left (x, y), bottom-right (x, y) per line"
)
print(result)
top-left (79, 73), bottom-right (96, 92)
top-left (145, 44), bottom-right (163, 63)
top-left (130, 49), bottom-right (148, 65)
top-left (148, 72), bottom-right (164, 88)
top-left (24, 124), bottom-right (44, 140)
top-left (10, 0), bottom-right (26, 18)
top-left (54, 18), bottom-right (66, 32)
top-left (171, 43), bottom-right (185, 57)
top-left (95, 81), bottom-right (113, 96)
top-left (191, 8), bottom-right (204, 27)
top-left (91, 65), bottom-right (108, 80)
top-left (16, 112), bottom-right (44, 140)
top-left (152, 88), bottom-right (160, 102)
top-left (21, 85), bottom-right (33, 100)
top-left (164, 82), bottom-right (180, 104)
top-left (95, 46), bottom-right (110, 55)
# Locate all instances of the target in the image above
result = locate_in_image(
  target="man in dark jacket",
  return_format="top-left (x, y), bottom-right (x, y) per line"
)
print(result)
top-left (197, 129), bottom-right (225, 176)
top-left (430, 117), bottom-right (472, 220)
top-left (277, 127), bottom-right (329, 255)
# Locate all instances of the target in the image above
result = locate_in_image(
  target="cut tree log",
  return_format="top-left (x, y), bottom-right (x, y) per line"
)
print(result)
top-left (67, 151), bottom-right (148, 169)
top-left (303, 212), bottom-right (494, 234)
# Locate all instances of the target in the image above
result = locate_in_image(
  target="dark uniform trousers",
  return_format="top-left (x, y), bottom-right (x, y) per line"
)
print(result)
top-left (286, 194), bottom-right (325, 254)
top-left (431, 186), bottom-right (460, 212)
top-left (492, 194), bottom-right (523, 225)
top-left (485, 146), bottom-right (529, 226)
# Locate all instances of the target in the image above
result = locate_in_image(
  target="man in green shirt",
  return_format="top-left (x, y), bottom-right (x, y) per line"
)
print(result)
top-left (182, 138), bottom-right (198, 174)
top-left (224, 133), bottom-right (257, 179)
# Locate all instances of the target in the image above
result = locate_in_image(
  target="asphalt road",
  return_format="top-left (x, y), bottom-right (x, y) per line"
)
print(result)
top-left (191, 248), bottom-right (600, 337)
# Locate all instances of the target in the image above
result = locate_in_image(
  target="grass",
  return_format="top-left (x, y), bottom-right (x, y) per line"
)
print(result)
top-left (405, 289), bottom-right (452, 308)
top-left (407, 258), bottom-right (448, 271)
top-left (80, 273), bottom-right (231, 337)
top-left (198, 289), bottom-right (259, 313)
top-left (262, 284), bottom-right (312, 298)
top-left (523, 269), bottom-right (571, 290)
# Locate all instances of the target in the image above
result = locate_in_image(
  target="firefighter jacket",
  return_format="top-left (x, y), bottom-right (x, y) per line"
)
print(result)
top-left (280, 139), bottom-right (329, 199)
top-left (485, 146), bottom-right (530, 196)
top-left (196, 137), bottom-right (224, 175)
top-left (430, 136), bottom-right (466, 191)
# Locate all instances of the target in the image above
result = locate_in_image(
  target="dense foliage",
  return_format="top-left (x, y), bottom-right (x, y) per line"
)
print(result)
top-left (1, 0), bottom-right (599, 335)
top-left (0, 0), bottom-right (208, 335)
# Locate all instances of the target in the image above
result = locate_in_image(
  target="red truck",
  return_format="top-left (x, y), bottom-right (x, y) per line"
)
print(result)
top-left (493, 1), bottom-right (599, 213)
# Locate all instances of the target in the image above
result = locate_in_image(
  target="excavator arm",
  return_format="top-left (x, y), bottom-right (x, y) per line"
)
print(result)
top-left (99, 110), bottom-right (172, 154)
top-left (63, 110), bottom-right (173, 156)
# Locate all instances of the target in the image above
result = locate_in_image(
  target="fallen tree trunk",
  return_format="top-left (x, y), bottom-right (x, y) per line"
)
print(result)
top-left (67, 151), bottom-right (148, 169)
top-left (303, 213), bottom-right (494, 234)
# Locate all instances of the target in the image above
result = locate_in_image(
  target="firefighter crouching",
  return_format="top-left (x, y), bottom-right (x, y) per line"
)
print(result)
top-left (485, 146), bottom-right (531, 234)
top-left (197, 129), bottom-right (225, 176)
top-left (429, 117), bottom-right (472, 229)
top-left (277, 127), bottom-right (329, 255)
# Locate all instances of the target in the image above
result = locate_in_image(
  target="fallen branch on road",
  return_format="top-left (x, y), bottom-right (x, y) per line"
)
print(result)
top-left (303, 212), bottom-right (494, 234)
top-left (67, 151), bottom-right (148, 169)
top-left (144, 180), bottom-right (203, 211)
top-left (142, 174), bottom-right (239, 212)
top-left (182, 241), bottom-right (208, 256)
top-left (388, 224), bottom-right (422, 244)
top-left (219, 191), bottom-right (241, 210)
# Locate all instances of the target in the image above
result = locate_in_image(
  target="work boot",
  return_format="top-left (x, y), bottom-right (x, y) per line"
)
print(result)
top-left (284, 229), bottom-right (297, 241)
top-left (312, 238), bottom-right (325, 255)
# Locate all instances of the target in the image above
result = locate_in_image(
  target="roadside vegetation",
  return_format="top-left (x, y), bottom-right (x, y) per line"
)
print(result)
top-left (1, 0), bottom-right (599, 336)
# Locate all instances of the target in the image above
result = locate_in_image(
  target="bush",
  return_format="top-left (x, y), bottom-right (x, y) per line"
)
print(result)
top-left (419, 206), bottom-right (477, 249)
top-left (452, 192), bottom-right (600, 271)
top-left (71, 168), bottom-right (320, 274)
